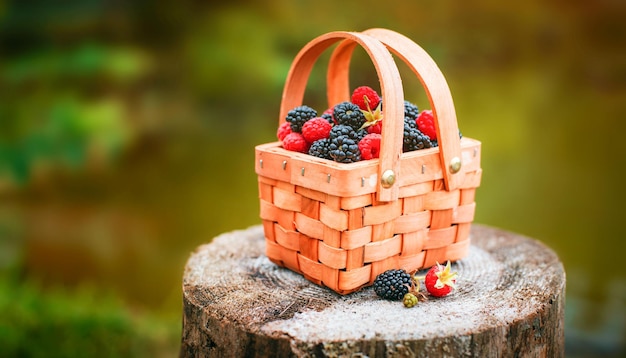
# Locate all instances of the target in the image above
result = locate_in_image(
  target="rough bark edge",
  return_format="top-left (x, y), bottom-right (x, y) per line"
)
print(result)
top-left (180, 293), bottom-right (295, 357)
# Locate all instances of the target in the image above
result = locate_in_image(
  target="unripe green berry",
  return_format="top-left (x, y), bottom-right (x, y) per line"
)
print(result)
top-left (403, 292), bottom-right (418, 308)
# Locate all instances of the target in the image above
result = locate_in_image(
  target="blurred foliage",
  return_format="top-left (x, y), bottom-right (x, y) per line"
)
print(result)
top-left (0, 273), bottom-right (178, 357)
top-left (0, 96), bottom-right (130, 183)
top-left (0, 0), bottom-right (625, 356)
top-left (0, 19), bottom-right (146, 184)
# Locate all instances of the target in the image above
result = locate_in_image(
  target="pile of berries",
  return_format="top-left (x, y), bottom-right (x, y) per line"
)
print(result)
top-left (373, 261), bottom-right (458, 308)
top-left (278, 86), bottom-right (440, 163)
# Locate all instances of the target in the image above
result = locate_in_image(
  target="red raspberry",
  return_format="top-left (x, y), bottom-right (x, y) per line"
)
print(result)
top-left (367, 121), bottom-right (382, 134)
top-left (358, 133), bottom-right (382, 160)
top-left (416, 110), bottom-right (437, 140)
top-left (351, 86), bottom-right (381, 111)
top-left (277, 121), bottom-right (292, 141)
top-left (424, 261), bottom-right (457, 297)
top-left (282, 132), bottom-right (309, 153)
top-left (301, 117), bottom-right (332, 143)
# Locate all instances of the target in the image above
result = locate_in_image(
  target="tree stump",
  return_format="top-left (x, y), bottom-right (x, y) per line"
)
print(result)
top-left (180, 224), bottom-right (565, 357)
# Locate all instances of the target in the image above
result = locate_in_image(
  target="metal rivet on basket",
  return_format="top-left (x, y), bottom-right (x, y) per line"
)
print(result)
top-left (361, 177), bottom-right (365, 187)
top-left (282, 161), bottom-right (287, 170)
top-left (259, 159), bottom-right (263, 168)
top-left (381, 169), bottom-right (396, 188)
top-left (327, 174), bottom-right (331, 183)
top-left (422, 164), bottom-right (426, 174)
top-left (301, 167), bottom-right (305, 176)
top-left (450, 157), bottom-right (462, 174)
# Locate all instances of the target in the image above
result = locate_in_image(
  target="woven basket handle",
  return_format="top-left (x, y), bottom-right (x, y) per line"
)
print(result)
top-left (327, 28), bottom-right (463, 191)
top-left (279, 31), bottom-right (405, 201)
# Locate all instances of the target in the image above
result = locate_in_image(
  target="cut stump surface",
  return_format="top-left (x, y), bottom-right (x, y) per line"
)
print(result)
top-left (180, 224), bottom-right (565, 357)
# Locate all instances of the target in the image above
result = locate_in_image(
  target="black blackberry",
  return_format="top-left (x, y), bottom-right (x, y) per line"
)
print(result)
top-left (405, 116), bottom-right (417, 129)
top-left (403, 118), bottom-right (432, 152)
top-left (321, 112), bottom-right (335, 125)
top-left (286, 105), bottom-right (317, 133)
top-left (373, 269), bottom-right (413, 301)
top-left (330, 124), bottom-right (359, 140)
top-left (308, 138), bottom-right (332, 160)
top-left (356, 128), bottom-right (369, 143)
top-left (329, 135), bottom-right (361, 163)
top-left (356, 128), bottom-right (369, 142)
top-left (429, 131), bottom-right (461, 148)
top-left (333, 101), bottom-right (365, 130)
top-left (404, 100), bottom-right (420, 121)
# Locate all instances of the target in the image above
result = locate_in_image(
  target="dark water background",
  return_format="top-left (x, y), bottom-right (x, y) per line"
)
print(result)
top-left (0, 1), bottom-right (624, 356)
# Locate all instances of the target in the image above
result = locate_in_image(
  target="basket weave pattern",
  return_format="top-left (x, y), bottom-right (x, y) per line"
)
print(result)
top-left (255, 29), bottom-right (482, 295)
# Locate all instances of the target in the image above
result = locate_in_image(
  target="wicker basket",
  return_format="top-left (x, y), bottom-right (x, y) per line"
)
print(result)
top-left (255, 29), bottom-right (482, 295)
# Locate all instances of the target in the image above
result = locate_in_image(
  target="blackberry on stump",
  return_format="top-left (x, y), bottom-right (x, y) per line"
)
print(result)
top-left (373, 269), bottom-right (413, 301)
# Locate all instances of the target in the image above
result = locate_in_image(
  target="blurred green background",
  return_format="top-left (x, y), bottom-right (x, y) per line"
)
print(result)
top-left (0, 0), bottom-right (624, 357)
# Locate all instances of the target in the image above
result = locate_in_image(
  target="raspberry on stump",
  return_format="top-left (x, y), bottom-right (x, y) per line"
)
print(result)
top-left (424, 261), bottom-right (458, 297)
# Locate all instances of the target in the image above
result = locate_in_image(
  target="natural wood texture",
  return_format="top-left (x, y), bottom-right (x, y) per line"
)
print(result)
top-left (256, 29), bottom-right (482, 294)
top-left (180, 224), bottom-right (565, 358)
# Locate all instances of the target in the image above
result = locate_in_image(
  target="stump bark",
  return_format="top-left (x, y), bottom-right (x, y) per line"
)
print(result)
top-left (180, 224), bottom-right (565, 357)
